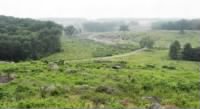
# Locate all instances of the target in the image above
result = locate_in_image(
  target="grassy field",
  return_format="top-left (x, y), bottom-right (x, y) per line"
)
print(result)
top-left (0, 30), bottom-right (199, 108)
top-left (43, 37), bottom-right (138, 61)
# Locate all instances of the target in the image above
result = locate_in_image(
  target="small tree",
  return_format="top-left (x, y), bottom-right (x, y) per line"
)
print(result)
top-left (119, 25), bottom-right (129, 31)
top-left (64, 25), bottom-right (77, 36)
top-left (178, 19), bottom-right (187, 34)
top-left (182, 43), bottom-right (192, 60)
top-left (139, 37), bottom-right (155, 48)
top-left (169, 40), bottom-right (181, 59)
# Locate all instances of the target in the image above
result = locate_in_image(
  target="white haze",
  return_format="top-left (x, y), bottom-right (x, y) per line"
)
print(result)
top-left (0, 0), bottom-right (199, 19)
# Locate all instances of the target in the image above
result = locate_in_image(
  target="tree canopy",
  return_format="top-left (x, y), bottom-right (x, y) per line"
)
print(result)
top-left (139, 37), bottom-right (155, 48)
top-left (0, 16), bottom-right (63, 61)
top-left (169, 41), bottom-right (200, 61)
top-left (169, 40), bottom-right (181, 60)
top-left (64, 25), bottom-right (78, 36)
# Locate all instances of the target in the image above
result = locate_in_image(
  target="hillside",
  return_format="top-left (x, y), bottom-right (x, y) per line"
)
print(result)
top-left (0, 30), bottom-right (199, 108)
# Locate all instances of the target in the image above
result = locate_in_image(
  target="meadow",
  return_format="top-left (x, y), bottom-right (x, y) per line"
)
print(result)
top-left (0, 30), bottom-right (199, 108)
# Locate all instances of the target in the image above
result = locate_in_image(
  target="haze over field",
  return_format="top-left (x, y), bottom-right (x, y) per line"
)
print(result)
top-left (0, 0), bottom-right (200, 108)
top-left (0, 0), bottom-right (199, 19)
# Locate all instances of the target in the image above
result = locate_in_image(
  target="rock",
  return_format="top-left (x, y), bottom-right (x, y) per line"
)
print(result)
top-left (112, 65), bottom-right (121, 69)
top-left (48, 63), bottom-right (59, 70)
top-left (148, 103), bottom-right (162, 109)
top-left (162, 105), bottom-right (179, 109)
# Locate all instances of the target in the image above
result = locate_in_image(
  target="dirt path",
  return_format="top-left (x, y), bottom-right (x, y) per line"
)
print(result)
top-left (66, 48), bottom-right (146, 63)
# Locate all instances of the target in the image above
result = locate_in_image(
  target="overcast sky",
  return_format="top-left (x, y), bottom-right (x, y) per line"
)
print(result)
top-left (0, 0), bottom-right (199, 19)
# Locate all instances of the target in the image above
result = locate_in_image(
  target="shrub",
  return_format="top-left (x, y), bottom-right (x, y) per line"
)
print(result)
top-left (90, 94), bottom-right (109, 106)
top-left (95, 85), bottom-right (115, 94)
top-left (40, 84), bottom-right (67, 97)
top-left (162, 65), bottom-right (176, 70)
top-left (145, 64), bottom-right (156, 69)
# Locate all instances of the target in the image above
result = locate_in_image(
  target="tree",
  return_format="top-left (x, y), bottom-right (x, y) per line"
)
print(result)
top-left (0, 15), bottom-right (62, 61)
top-left (64, 25), bottom-right (77, 36)
top-left (139, 37), bottom-right (155, 48)
top-left (169, 40), bottom-right (181, 59)
top-left (178, 19), bottom-right (187, 34)
top-left (182, 43), bottom-right (192, 60)
top-left (191, 47), bottom-right (200, 61)
top-left (119, 25), bottom-right (129, 31)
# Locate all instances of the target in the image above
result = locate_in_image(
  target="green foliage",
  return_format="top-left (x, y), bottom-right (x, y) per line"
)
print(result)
top-left (182, 43), bottom-right (200, 61)
top-left (0, 16), bottom-right (62, 61)
top-left (182, 43), bottom-right (193, 60)
top-left (169, 40), bottom-right (181, 59)
top-left (95, 85), bottom-right (116, 94)
top-left (0, 30), bottom-right (199, 108)
top-left (139, 37), bottom-right (155, 48)
top-left (169, 42), bottom-right (200, 61)
top-left (64, 25), bottom-right (78, 36)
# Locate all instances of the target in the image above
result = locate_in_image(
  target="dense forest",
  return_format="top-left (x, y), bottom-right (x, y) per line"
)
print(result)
top-left (0, 16), bottom-right (63, 61)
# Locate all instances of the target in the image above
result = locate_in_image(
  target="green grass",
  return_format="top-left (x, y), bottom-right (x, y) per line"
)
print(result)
top-left (0, 49), bottom-right (199, 108)
top-left (43, 37), bottom-right (138, 61)
top-left (0, 31), bottom-right (199, 108)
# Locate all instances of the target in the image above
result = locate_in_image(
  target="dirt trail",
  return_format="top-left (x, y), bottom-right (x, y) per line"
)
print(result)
top-left (66, 48), bottom-right (146, 63)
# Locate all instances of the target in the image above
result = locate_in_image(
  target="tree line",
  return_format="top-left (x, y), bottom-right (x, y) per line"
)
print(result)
top-left (0, 16), bottom-right (63, 61)
top-left (152, 19), bottom-right (200, 33)
top-left (169, 41), bottom-right (200, 61)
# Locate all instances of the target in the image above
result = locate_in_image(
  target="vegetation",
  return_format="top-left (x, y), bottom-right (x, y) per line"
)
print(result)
top-left (139, 37), bottom-right (155, 48)
top-left (0, 15), bottom-right (199, 108)
top-left (169, 41), bottom-right (200, 61)
top-left (43, 37), bottom-right (138, 61)
top-left (0, 16), bottom-right (62, 61)
top-left (169, 40), bottom-right (181, 59)
top-left (152, 19), bottom-right (200, 31)
top-left (0, 49), bottom-right (199, 108)
top-left (64, 25), bottom-right (79, 36)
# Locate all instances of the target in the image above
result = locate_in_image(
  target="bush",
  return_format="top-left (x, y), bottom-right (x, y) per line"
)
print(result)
top-left (162, 65), bottom-right (176, 70)
top-left (90, 94), bottom-right (109, 106)
top-left (40, 84), bottom-right (67, 97)
top-left (0, 88), bottom-right (9, 99)
top-left (95, 85), bottom-right (115, 94)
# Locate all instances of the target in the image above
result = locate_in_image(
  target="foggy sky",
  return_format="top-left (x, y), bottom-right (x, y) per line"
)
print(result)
top-left (0, 0), bottom-right (199, 19)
